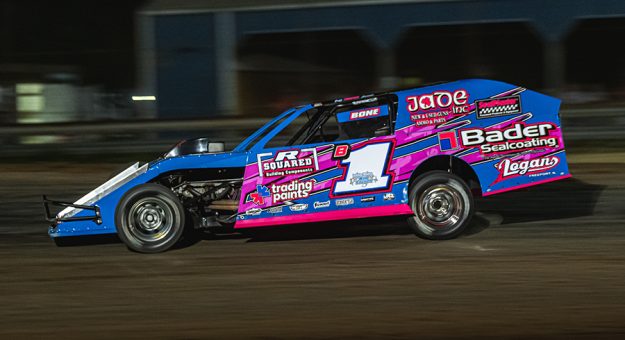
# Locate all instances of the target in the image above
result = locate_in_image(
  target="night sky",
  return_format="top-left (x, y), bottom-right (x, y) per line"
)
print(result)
top-left (0, 1), bottom-right (146, 89)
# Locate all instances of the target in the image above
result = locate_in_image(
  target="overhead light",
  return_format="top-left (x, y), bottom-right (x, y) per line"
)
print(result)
top-left (132, 95), bottom-right (156, 101)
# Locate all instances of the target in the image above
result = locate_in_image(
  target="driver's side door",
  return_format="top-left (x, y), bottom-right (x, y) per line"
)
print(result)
top-left (235, 96), bottom-right (404, 228)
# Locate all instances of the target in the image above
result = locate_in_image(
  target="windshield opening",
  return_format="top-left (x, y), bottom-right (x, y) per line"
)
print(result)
top-left (236, 108), bottom-right (295, 152)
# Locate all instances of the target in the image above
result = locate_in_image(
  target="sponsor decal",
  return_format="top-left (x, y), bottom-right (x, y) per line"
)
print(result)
top-left (476, 96), bottom-right (522, 119)
top-left (349, 171), bottom-right (378, 187)
top-left (383, 193), bottom-right (395, 201)
top-left (246, 208), bottom-right (262, 216)
top-left (459, 122), bottom-right (558, 156)
top-left (268, 206), bottom-right (283, 214)
top-left (438, 131), bottom-right (460, 151)
top-left (338, 105), bottom-right (388, 123)
top-left (336, 198), bottom-right (354, 206)
top-left (332, 144), bottom-right (350, 160)
top-left (352, 97), bottom-right (377, 105)
top-left (407, 89), bottom-right (471, 126)
top-left (257, 149), bottom-right (319, 177)
top-left (342, 95), bottom-right (360, 102)
top-left (492, 155), bottom-right (560, 184)
top-left (313, 200), bottom-right (331, 209)
top-left (349, 107), bottom-right (380, 120)
top-left (289, 204), bottom-right (308, 212)
top-left (248, 185), bottom-right (271, 205)
top-left (270, 179), bottom-right (315, 203)
top-left (360, 196), bottom-right (375, 203)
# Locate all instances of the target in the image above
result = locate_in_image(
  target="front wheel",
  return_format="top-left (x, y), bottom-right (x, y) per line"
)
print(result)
top-left (407, 171), bottom-right (474, 240)
top-left (115, 183), bottom-right (186, 253)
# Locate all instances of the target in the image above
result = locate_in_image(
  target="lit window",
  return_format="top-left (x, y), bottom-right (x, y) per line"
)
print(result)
top-left (16, 83), bottom-right (45, 123)
top-left (16, 83), bottom-right (44, 95)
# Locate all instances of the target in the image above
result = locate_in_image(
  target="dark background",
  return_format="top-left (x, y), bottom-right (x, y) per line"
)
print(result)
top-left (0, 2), bottom-right (624, 339)
top-left (1, 0), bottom-right (624, 157)
top-left (0, 1), bottom-right (144, 88)
top-left (2, 0), bottom-right (625, 122)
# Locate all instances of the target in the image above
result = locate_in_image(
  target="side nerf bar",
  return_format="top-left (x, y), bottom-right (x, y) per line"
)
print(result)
top-left (43, 195), bottom-right (102, 225)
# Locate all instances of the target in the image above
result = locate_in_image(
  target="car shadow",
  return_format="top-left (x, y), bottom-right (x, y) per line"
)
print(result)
top-left (54, 177), bottom-right (605, 248)
top-left (474, 177), bottom-right (605, 225)
top-left (243, 216), bottom-right (413, 243)
top-left (244, 177), bottom-right (605, 243)
top-left (52, 234), bottom-right (121, 247)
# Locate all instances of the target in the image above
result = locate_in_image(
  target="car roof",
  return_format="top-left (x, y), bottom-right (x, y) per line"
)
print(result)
top-left (315, 81), bottom-right (449, 108)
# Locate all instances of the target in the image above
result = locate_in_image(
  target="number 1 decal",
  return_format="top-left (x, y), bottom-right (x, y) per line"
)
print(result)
top-left (331, 141), bottom-right (395, 196)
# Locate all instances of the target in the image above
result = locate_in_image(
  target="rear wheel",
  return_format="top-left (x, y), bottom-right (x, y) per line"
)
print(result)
top-left (115, 183), bottom-right (185, 253)
top-left (407, 171), bottom-right (474, 240)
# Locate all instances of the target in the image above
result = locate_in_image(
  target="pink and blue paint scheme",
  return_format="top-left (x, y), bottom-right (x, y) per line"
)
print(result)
top-left (49, 79), bottom-right (570, 238)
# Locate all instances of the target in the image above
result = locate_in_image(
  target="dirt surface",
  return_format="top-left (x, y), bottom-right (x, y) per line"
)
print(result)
top-left (1, 159), bottom-right (625, 339)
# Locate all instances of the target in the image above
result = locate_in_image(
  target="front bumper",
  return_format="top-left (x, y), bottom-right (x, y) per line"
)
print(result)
top-left (43, 162), bottom-right (148, 229)
top-left (43, 195), bottom-right (102, 226)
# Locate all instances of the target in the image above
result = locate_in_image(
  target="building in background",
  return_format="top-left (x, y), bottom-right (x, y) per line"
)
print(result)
top-left (3, 0), bottom-right (625, 123)
top-left (138, 0), bottom-right (625, 119)
top-left (0, 1), bottom-right (143, 124)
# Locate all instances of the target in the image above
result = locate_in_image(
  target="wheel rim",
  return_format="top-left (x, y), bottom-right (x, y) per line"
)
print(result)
top-left (417, 184), bottom-right (464, 230)
top-left (127, 196), bottom-right (174, 244)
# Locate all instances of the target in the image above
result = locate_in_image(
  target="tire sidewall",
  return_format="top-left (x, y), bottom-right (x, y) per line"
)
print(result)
top-left (408, 171), bottom-right (474, 240)
top-left (115, 183), bottom-right (185, 253)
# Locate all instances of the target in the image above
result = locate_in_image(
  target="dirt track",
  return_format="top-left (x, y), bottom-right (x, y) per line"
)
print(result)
top-left (1, 159), bottom-right (625, 339)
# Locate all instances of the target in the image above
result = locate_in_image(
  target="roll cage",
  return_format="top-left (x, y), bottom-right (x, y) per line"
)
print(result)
top-left (234, 94), bottom-right (399, 154)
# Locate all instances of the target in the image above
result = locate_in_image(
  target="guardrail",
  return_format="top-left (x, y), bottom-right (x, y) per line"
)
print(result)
top-left (0, 108), bottom-right (623, 158)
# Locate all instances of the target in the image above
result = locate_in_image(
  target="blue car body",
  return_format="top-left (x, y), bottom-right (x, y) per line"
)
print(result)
top-left (46, 79), bottom-right (570, 239)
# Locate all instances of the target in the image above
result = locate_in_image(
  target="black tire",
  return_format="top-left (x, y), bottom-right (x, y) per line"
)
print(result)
top-left (115, 183), bottom-right (185, 253)
top-left (407, 171), bottom-right (474, 240)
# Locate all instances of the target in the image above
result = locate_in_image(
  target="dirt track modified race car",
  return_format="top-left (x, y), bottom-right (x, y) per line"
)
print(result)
top-left (44, 79), bottom-right (571, 253)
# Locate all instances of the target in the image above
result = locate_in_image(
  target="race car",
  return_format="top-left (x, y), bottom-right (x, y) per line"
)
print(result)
top-left (44, 79), bottom-right (571, 253)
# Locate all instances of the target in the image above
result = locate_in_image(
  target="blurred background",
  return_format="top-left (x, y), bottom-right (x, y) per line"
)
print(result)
top-left (1, 0), bottom-right (625, 158)
top-left (2, 2), bottom-right (625, 338)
